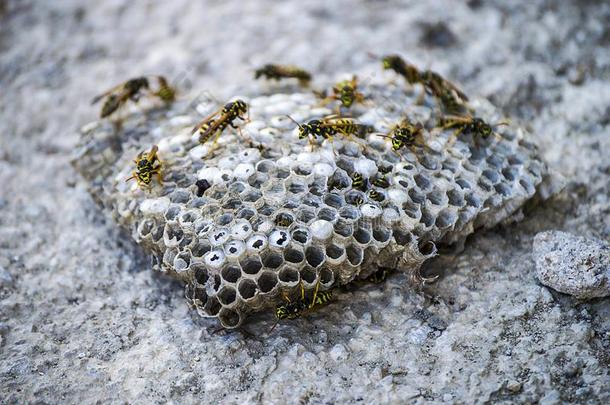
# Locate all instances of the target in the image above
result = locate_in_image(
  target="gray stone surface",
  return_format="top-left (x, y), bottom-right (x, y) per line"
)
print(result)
top-left (1, 1), bottom-right (609, 404)
top-left (534, 231), bottom-right (610, 299)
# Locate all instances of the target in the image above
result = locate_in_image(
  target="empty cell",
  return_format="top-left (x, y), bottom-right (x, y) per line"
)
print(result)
top-left (414, 173), bottom-right (432, 190)
top-left (339, 205), bottom-right (360, 220)
top-left (276, 169), bottom-right (291, 179)
top-left (137, 219), bottom-right (154, 237)
top-left (257, 271), bottom-right (279, 293)
top-left (241, 257), bottom-right (264, 274)
top-left (418, 154), bottom-right (440, 170)
top-left (193, 264), bottom-right (209, 285)
top-left (256, 160), bottom-right (276, 173)
top-left (328, 170), bottom-right (351, 190)
top-left (477, 177), bottom-right (494, 192)
top-left (242, 190), bottom-right (263, 203)
top-left (305, 246), bottom-right (325, 268)
top-left (283, 199), bottom-right (301, 209)
top-left (169, 189), bottom-right (191, 204)
top-left (218, 286), bottom-right (237, 306)
top-left (291, 228), bottom-right (311, 245)
top-left (317, 207), bottom-right (338, 222)
top-left (248, 173), bottom-right (269, 189)
top-left (502, 167), bottom-right (518, 182)
top-left (163, 223), bottom-right (184, 246)
top-left (193, 286), bottom-right (208, 306)
top-left (346, 244), bottom-right (364, 266)
top-left (204, 297), bottom-right (222, 317)
top-left (418, 240), bottom-right (437, 256)
top-left (482, 169), bottom-right (500, 184)
top-left (486, 153), bottom-right (505, 169)
top-left (222, 198), bottom-right (243, 210)
top-left (519, 178), bottom-right (535, 195)
top-left (392, 228), bottom-right (413, 246)
top-left (333, 220), bottom-right (353, 238)
top-left (261, 251), bottom-right (283, 269)
top-left (319, 268), bottom-right (334, 287)
top-left (221, 266), bottom-right (241, 283)
top-left (373, 227), bottom-right (391, 244)
top-left (300, 267), bottom-right (317, 284)
top-left (435, 209), bottom-right (457, 229)
top-left (447, 189), bottom-right (465, 207)
top-left (229, 181), bottom-right (247, 194)
top-left (336, 156), bottom-right (354, 173)
top-left (297, 208), bottom-right (316, 223)
top-left (238, 279), bottom-right (258, 300)
top-left (324, 193), bottom-right (345, 209)
top-left (441, 158), bottom-right (460, 173)
top-left (456, 178), bottom-right (472, 189)
top-left (258, 203), bottom-right (275, 217)
top-left (173, 252), bottom-right (191, 273)
top-left (218, 309), bottom-right (241, 329)
top-left (284, 247), bottom-right (305, 264)
top-left (151, 225), bottom-right (164, 243)
top-left (508, 154), bottom-right (524, 166)
top-left (495, 182), bottom-right (512, 197)
top-left (164, 205), bottom-right (181, 222)
top-left (353, 227), bottom-right (372, 245)
top-left (278, 266), bottom-right (300, 284)
top-left (408, 188), bottom-right (426, 204)
top-left (420, 207), bottom-right (435, 228)
top-left (326, 244), bottom-right (345, 260)
top-left (427, 189), bottom-right (446, 206)
top-left (301, 195), bottom-right (322, 208)
top-left (216, 213), bottom-right (234, 226)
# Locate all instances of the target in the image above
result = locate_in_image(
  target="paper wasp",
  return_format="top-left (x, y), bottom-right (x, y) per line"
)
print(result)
top-left (254, 64), bottom-right (312, 86)
top-left (125, 145), bottom-right (163, 189)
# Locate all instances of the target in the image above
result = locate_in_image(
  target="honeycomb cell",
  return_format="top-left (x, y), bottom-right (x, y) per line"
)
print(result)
top-left (241, 256), bottom-right (264, 274)
top-left (283, 247), bottom-right (305, 265)
top-left (291, 228), bottom-right (311, 245)
top-left (278, 265), bottom-right (300, 285)
top-left (346, 244), bottom-right (364, 266)
top-left (305, 246), bottom-right (326, 268)
top-left (257, 271), bottom-right (279, 293)
top-left (221, 266), bottom-right (241, 284)
top-left (218, 308), bottom-right (241, 329)
top-left (237, 278), bottom-right (258, 301)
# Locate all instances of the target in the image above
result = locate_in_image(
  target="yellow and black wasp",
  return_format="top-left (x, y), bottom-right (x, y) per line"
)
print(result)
top-left (91, 76), bottom-right (175, 118)
top-left (351, 172), bottom-right (367, 191)
top-left (254, 64), bottom-right (312, 86)
top-left (377, 117), bottom-right (430, 159)
top-left (368, 190), bottom-right (385, 202)
top-left (270, 280), bottom-right (333, 331)
top-left (381, 54), bottom-right (421, 84)
top-left (439, 115), bottom-right (509, 145)
top-left (285, 116), bottom-right (336, 151)
top-left (191, 99), bottom-right (249, 150)
top-left (372, 175), bottom-right (390, 188)
top-left (317, 75), bottom-right (367, 111)
top-left (125, 145), bottom-right (163, 189)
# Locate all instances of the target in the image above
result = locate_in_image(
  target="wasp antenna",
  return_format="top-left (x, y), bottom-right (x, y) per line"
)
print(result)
top-left (285, 115), bottom-right (303, 129)
top-left (493, 120), bottom-right (510, 128)
top-left (376, 134), bottom-right (394, 140)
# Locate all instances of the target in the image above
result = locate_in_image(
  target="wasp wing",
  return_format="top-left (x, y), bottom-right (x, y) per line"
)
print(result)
top-left (191, 106), bottom-right (224, 135)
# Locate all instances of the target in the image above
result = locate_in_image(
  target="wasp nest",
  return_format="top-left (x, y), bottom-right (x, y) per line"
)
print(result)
top-left (73, 73), bottom-right (555, 328)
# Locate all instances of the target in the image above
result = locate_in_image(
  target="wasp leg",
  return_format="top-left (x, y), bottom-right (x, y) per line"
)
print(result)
top-left (309, 279), bottom-right (320, 310)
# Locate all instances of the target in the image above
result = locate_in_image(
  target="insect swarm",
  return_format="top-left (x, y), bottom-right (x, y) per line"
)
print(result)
top-left (191, 99), bottom-right (249, 153)
top-left (317, 75), bottom-right (367, 111)
top-left (439, 115), bottom-right (509, 145)
top-left (125, 145), bottom-right (163, 189)
top-left (254, 64), bottom-right (312, 86)
top-left (91, 76), bottom-right (176, 119)
top-left (270, 280), bottom-right (333, 331)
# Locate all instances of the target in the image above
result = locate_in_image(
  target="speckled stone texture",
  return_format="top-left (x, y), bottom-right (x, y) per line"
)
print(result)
top-left (534, 231), bottom-right (610, 299)
top-left (1, 1), bottom-right (609, 404)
